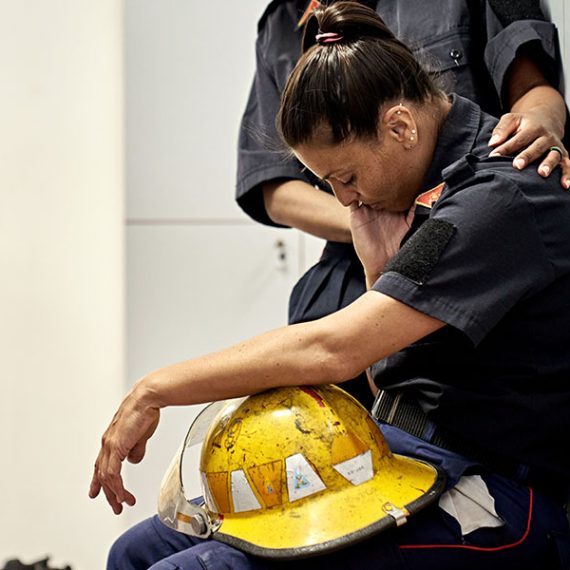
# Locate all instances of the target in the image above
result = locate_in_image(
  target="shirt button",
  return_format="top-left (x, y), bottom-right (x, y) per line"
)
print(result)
top-left (450, 48), bottom-right (463, 65)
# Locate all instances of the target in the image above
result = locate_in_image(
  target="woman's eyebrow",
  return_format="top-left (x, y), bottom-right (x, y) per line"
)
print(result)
top-left (301, 165), bottom-right (330, 184)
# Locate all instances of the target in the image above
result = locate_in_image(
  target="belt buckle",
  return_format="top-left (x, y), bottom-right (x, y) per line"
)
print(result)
top-left (371, 390), bottom-right (402, 423)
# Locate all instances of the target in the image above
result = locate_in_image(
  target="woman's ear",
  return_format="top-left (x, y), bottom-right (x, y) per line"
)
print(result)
top-left (382, 104), bottom-right (418, 149)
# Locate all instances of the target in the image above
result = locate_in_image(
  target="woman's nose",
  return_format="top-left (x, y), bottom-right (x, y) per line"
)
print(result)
top-left (331, 183), bottom-right (359, 207)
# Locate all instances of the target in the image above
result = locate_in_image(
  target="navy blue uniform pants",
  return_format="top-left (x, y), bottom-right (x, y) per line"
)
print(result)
top-left (107, 472), bottom-right (570, 570)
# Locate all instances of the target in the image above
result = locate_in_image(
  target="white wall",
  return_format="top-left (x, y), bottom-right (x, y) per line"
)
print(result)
top-left (0, 2), bottom-right (126, 569)
top-left (543, 0), bottom-right (569, 94)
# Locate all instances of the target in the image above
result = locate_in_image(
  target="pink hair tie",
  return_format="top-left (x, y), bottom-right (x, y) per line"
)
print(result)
top-left (315, 32), bottom-right (344, 44)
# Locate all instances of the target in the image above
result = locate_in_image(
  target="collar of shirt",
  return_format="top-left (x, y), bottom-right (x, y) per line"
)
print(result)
top-left (419, 94), bottom-right (482, 194)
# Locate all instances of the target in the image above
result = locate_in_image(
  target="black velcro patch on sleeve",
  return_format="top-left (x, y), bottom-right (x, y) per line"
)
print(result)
top-left (384, 219), bottom-right (455, 284)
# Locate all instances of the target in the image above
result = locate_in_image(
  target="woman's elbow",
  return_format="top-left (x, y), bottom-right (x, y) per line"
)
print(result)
top-left (310, 346), bottom-right (367, 386)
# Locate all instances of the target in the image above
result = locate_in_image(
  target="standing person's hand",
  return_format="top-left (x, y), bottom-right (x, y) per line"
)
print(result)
top-left (489, 108), bottom-right (570, 189)
top-left (349, 203), bottom-right (415, 287)
top-left (89, 383), bottom-right (160, 514)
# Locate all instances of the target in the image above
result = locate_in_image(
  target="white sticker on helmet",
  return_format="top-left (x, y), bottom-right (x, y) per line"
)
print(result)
top-left (286, 453), bottom-right (326, 502)
top-left (333, 450), bottom-right (373, 485)
top-left (230, 469), bottom-right (262, 513)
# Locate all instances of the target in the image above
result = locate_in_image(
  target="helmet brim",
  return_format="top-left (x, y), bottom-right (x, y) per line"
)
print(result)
top-left (213, 453), bottom-right (445, 559)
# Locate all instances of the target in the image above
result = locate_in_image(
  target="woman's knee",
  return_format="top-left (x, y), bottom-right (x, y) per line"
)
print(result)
top-left (107, 516), bottom-right (194, 570)
top-left (147, 539), bottom-right (262, 570)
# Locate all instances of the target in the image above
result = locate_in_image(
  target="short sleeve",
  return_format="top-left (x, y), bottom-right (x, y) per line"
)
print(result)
top-left (373, 176), bottom-right (553, 345)
top-left (483, 2), bottom-right (564, 103)
top-left (235, 30), bottom-right (310, 227)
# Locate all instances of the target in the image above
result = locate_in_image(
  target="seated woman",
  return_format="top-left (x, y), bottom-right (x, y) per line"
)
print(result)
top-left (93, 3), bottom-right (570, 568)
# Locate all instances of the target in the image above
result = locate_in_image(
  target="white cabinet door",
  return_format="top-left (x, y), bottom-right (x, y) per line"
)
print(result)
top-left (125, 223), bottom-right (302, 521)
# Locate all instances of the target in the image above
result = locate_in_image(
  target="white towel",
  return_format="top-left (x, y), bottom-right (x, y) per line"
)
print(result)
top-left (439, 474), bottom-right (504, 536)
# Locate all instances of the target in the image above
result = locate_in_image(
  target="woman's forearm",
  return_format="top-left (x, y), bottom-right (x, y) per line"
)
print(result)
top-left (135, 292), bottom-right (443, 411)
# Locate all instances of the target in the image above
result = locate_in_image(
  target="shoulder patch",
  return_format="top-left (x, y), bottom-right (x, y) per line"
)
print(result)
top-left (415, 183), bottom-right (445, 209)
top-left (384, 219), bottom-right (455, 284)
top-left (297, 0), bottom-right (322, 28)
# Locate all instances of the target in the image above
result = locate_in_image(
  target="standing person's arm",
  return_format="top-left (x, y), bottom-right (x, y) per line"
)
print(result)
top-left (263, 179), bottom-right (351, 242)
top-left (482, 1), bottom-right (569, 186)
top-left (237, 4), bottom-right (352, 241)
top-left (489, 51), bottom-right (569, 186)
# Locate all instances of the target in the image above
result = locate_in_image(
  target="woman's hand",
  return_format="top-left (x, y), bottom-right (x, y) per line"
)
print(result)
top-left (349, 203), bottom-right (415, 288)
top-left (89, 382), bottom-right (160, 514)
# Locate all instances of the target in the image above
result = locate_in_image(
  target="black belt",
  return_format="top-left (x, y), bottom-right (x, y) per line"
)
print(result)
top-left (372, 390), bottom-right (569, 503)
top-left (371, 390), bottom-right (451, 450)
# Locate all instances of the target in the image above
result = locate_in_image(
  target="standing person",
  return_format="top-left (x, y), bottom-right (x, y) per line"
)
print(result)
top-left (94, 3), bottom-right (570, 568)
top-left (236, 0), bottom-right (569, 409)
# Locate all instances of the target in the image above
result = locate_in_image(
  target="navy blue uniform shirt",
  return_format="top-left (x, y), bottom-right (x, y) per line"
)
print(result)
top-left (372, 94), bottom-right (570, 483)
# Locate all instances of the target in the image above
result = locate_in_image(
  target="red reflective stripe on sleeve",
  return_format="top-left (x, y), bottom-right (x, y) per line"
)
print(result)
top-left (399, 488), bottom-right (533, 552)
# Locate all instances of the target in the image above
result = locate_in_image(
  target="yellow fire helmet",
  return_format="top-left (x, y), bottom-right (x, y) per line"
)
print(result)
top-left (158, 385), bottom-right (445, 559)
